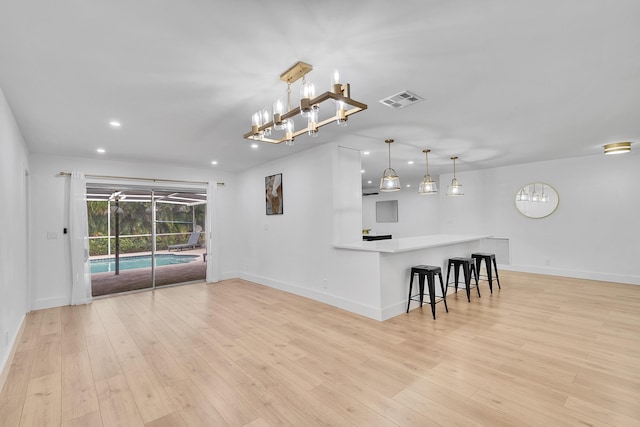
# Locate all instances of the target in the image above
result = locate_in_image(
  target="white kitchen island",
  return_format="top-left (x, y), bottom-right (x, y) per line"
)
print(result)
top-left (333, 234), bottom-right (490, 320)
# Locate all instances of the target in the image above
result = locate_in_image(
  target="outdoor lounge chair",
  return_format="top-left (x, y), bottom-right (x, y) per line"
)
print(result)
top-left (168, 231), bottom-right (202, 251)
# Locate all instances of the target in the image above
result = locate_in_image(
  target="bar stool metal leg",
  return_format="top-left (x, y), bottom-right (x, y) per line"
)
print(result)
top-left (471, 264), bottom-right (481, 297)
top-left (462, 262), bottom-right (471, 302)
top-left (437, 271), bottom-right (448, 313)
top-left (426, 273), bottom-right (436, 319)
top-left (492, 256), bottom-right (501, 289)
top-left (406, 271), bottom-right (415, 313)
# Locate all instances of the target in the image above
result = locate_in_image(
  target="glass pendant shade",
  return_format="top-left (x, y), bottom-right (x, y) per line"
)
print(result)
top-left (419, 176), bottom-right (437, 194)
top-left (540, 185), bottom-right (550, 202)
top-left (446, 156), bottom-right (464, 196)
top-left (380, 139), bottom-right (400, 191)
top-left (418, 149), bottom-right (437, 195)
top-left (380, 168), bottom-right (401, 192)
top-left (530, 184), bottom-right (539, 202)
top-left (447, 178), bottom-right (463, 196)
top-left (516, 188), bottom-right (529, 201)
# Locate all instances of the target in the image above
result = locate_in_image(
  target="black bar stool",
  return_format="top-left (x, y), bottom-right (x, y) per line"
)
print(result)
top-left (445, 257), bottom-right (480, 302)
top-left (406, 265), bottom-right (448, 319)
top-left (471, 252), bottom-right (501, 293)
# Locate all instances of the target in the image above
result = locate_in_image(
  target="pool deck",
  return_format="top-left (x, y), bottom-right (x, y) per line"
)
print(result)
top-left (90, 248), bottom-right (207, 296)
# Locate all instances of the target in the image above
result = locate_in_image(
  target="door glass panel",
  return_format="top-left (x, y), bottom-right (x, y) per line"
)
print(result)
top-left (154, 195), bottom-right (207, 288)
top-left (87, 188), bottom-right (153, 296)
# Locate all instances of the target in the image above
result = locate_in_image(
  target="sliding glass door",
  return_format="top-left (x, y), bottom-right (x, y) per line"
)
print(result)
top-left (153, 190), bottom-right (207, 288)
top-left (86, 185), bottom-right (207, 297)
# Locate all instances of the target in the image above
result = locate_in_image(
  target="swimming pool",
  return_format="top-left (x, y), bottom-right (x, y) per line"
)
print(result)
top-left (90, 254), bottom-right (199, 274)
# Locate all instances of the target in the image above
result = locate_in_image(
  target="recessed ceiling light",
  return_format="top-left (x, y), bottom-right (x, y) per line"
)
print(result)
top-left (251, 143), bottom-right (259, 149)
top-left (211, 161), bottom-right (218, 165)
top-left (406, 184), bottom-right (411, 188)
top-left (408, 161), bottom-right (414, 165)
top-left (367, 180), bottom-right (372, 184)
top-left (361, 169), bottom-right (365, 173)
top-left (363, 151), bottom-right (370, 155)
top-left (96, 148), bottom-right (106, 154)
top-left (109, 121), bottom-right (121, 128)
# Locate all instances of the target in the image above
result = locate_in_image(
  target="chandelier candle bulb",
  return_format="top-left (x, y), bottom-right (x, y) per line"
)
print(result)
top-left (300, 82), bottom-right (317, 117)
top-left (251, 112), bottom-right (263, 137)
top-left (262, 108), bottom-right (272, 136)
top-left (336, 101), bottom-right (348, 126)
top-left (332, 69), bottom-right (341, 93)
top-left (285, 120), bottom-right (295, 145)
top-left (308, 110), bottom-right (319, 137)
top-left (273, 99), bottom-right (285, 130)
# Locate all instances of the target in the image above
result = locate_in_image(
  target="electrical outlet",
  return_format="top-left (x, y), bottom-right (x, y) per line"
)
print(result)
top-left (4, 331), bottom-right (8, 346)
top-left (545, 258), bottom-right (551, 266)
top-left (322, 278), bottom-right (328, 289)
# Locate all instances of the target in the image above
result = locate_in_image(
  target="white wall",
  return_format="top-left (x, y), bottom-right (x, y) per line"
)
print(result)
top-left (474, 154), bottom-right (640, 283)
top-left (362, 188), bottom-right (440, 238)
top-left (392, 153), bottom-right (640, 284)
top-left (28, 153), bottom-right (239, 310)
top-left (0, 88), bottom-right (30, 379)
top-left (235, 143), bottom-right (383, 318)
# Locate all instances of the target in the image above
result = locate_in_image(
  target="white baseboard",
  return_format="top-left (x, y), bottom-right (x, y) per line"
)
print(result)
top-left (0, 314), bottom-right (26, 394)
top-left (219, 271), bottom-right (240, 281)
top-left (238, 272), bottom-right (383, 321)
top-left (32, 296), bottom-right (70, 311)
top-left (382, 301), bottom-right (409, 321)
top-left (500, 264), bottom-right (640, 286)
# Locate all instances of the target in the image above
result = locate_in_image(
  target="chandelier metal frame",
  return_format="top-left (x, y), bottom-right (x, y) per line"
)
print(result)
top-left (243, 61), bottom-right (368, 144)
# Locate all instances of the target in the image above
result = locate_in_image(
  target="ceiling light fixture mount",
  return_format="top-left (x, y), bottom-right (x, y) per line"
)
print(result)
top-left (418, 149), bottom-right (437, 195)
top-left (380, 139), bottom-right (400, 192)
top-left (243, 61), bottom-right (367, 145)
top-left (603, 142), bottom-right (631, 155)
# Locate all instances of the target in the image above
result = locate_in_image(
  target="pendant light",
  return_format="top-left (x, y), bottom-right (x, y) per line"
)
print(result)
top-left (380, 139), bottom-right (400, 192)
top-left (418, 149), bottom-right (437, 194)
top-left (540, 184), bottom-right (550, 202)
top-left (530, 183), bottom-right (540, 202)
top-left (446, 156), bottom-right (463, 196)
top-left (516, 187), bottom-right (530, 201)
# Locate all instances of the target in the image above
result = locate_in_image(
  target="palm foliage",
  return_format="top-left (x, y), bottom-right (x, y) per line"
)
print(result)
top-left (88, 201), bottom-right (206, 255)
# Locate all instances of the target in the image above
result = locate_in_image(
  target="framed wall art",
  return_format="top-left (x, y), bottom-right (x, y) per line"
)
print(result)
top-left (265, 173), bottom-right (283, 215)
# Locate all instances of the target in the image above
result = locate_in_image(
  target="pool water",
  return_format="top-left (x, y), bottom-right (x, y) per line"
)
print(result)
top-left (90, 254), bottom-right (198, 274)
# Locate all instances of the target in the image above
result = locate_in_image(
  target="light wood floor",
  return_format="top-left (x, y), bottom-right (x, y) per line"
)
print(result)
top-left (1, 271), bottom-right (639, 426)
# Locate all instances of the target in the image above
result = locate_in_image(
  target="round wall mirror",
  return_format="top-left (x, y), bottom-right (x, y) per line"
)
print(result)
top-left (514, 183), bottom-right (559, 219)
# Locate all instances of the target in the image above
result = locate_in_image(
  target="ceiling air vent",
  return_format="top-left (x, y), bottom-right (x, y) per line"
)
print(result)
top-left (379, 90), bottom-right (424, 109)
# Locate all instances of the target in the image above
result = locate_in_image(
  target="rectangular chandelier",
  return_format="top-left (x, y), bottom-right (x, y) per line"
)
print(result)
top-left (243, 61), bottom-right (368, 145)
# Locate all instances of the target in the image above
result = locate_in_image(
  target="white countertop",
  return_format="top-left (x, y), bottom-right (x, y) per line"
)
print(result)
top-left (333, 234), bottom-right (491, 253)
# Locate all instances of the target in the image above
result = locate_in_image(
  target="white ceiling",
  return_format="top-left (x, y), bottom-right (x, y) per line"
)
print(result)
top-left (1, 0), bottom-right (638, 191)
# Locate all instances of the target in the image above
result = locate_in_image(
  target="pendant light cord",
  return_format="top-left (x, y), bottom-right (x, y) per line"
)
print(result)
top-left (425, 151), bottom-right (429, 175)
